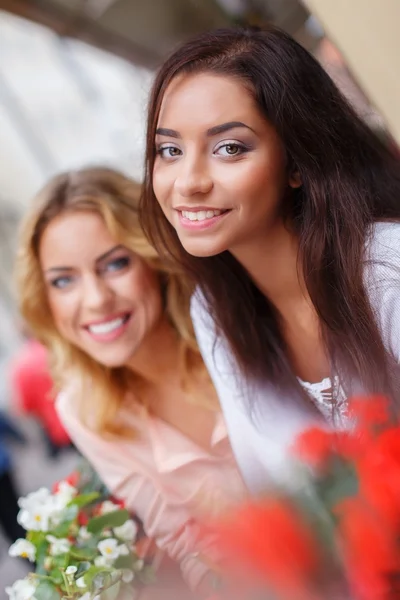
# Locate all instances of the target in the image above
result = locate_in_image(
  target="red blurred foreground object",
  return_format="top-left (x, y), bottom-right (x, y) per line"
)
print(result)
top-left (205, 395), bottom-right (400, 600)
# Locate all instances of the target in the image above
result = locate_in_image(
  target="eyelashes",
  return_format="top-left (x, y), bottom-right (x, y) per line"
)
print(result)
top-left (155, 140), bottom-right (252, 161)
top-left (105, 256), bottom-right (131, 272)
top-left (50, 276), bottom-right (73, 289)
top-left (48, 256), bottom-right (132, 291)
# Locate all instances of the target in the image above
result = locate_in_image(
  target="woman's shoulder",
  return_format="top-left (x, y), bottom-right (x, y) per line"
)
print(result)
top-left (56, 379), bottom-right (83, 418)
top-left (366, 221), bottom-right (400, 265)
top-left (365, 221), bottom-right (400, 360)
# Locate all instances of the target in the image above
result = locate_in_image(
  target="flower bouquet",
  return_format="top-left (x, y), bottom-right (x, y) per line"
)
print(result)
top-left (204, 396), bottom-right (400, 600)
top-left (7, 465), bottom-right (155, 600)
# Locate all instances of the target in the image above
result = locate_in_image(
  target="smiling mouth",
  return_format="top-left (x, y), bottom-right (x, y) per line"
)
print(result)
top-left (179, 209), bottom-right (229, 222)
top-left (84, 313), bottom-right (131, 336)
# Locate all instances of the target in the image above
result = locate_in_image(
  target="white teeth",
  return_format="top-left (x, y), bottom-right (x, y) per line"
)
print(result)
top-left (88, 317), bottom-right (125, 335)
top-left (181, 210), bottom-right (222, 221)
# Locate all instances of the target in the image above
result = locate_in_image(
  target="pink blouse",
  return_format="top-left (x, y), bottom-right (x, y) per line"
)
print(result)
top-left (56, 389), bottom-right (247, 590)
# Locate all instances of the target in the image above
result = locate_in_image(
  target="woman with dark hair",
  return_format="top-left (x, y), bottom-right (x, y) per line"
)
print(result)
top-left (140, 25), bottom-right (400, 492)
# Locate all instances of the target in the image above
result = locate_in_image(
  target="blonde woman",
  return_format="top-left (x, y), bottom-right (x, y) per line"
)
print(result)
top-left (15, 167), bottom-right (246, 596)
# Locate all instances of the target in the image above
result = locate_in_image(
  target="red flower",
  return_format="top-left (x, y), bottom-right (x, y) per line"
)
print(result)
top-left (110, 496), bottom-right (126, 509)
top-left (356, 427), bottom-right (400, 526)
top-left (294, 427), bottom-right (363, 469)
top-left (52, 470), bottom-right (80, 493)
top-left (347, 395), bottom-right (390, 430)
top-left (335, 498), bottom-right (399, 600)
top-left (294, 427), bottom-right (333, 469)
top-left (78, 511), bottom-right (89, 526)
top-left (212, 500), bottom-right (319, 596)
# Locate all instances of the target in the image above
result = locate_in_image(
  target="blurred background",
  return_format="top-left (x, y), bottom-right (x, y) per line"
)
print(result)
top-left (0, 0), bottom-right (398, 594)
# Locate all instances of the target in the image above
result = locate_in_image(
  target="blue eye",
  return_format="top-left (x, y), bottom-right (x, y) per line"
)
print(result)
top-left (51, 276), bottom-right (73, 289)
top-left (106, 256), bottom-right (131, 272)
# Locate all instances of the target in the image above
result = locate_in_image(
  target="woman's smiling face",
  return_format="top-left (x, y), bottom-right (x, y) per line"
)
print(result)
top-left (39, 210), bottom-right (163, 367)
top-left (152, 72), bottom-right (299, 258)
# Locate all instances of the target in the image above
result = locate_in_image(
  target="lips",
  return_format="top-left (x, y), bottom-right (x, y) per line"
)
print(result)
top-left (176, 208), bottom-right (231, 231)
top-left (82, 312), bottom-right (131, 342)
top-left (180, 209), bottom-right (225, 222)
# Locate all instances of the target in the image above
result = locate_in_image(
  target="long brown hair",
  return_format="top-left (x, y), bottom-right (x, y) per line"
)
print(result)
top-left (16, 166), bottom-right (212, 437)
top-left (141, 26), bottom-right (400, 403)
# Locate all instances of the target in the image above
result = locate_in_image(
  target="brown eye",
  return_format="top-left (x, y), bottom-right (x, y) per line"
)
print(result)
top-left (158, 145), bottom-right (182, 159)
top-left (225, 144), bottom-right (239, 155)
top-left (214, 142), bottom-right (248, 157)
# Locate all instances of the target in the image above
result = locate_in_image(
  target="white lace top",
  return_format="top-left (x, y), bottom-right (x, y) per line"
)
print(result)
top-left (298, 376), bottom-right (348, 428)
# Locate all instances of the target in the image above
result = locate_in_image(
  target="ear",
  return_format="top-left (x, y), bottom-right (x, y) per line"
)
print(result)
top-left (289, 169), bottom-right (302, 189)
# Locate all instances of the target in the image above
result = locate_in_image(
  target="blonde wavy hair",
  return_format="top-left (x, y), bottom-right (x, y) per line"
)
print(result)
top-left (15, 167), bottom-right (213, 436)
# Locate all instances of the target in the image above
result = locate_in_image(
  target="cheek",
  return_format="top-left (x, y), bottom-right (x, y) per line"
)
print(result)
top-left (153, 164), bottom-right (173, 206)
top-left (128, 269), bottom-right (163, 324)
top-left (47, 293), bottom-right (75, 338)
top-left (226, 156), bottom-right (288, 206)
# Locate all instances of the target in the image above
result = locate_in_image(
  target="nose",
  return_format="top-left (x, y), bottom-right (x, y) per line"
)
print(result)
top-left (82, 274), bottom-right (113, 312)
top-left (174, 155), bottom-right (213, 198)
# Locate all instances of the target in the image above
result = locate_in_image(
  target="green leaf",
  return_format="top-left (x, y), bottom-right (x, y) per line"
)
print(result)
top-left (52, 554), bottom-right (70, 571)
top-left (50, 507), bottom-right (79, 539)
top-left (318, 459), bottom-right (358, 509)
top-left (69, 546), bottom-right (96, 561)
top-left (34, 580), bottom-right (62, 600)
top-left (101, 581), bottom-right (121, 600)
top-left (87, 509), bottom-right (130, 534)
top-left (35, 539), bottom-right (50, 575)
top-left (138, 565), bottom-right (157, 585)
top-left (77, 565), bottom-right (113, 590)
top-left (68, 492), bottom-right (100, 509)
top-left (28, 531), bottom-right (47, 546)
top-left (92, 571), bottom-right (111, 591)
top-left (48, 568), bottom-right (64, 586)
top-left (113, 554), bottom-right (134, 570)
top-left (75, 561), bottom-right (91, 577)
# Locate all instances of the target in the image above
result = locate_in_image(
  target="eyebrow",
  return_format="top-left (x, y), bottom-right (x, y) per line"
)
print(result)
top-left (44, 245), bottom-right (124, 274)
top-left (155, 121), bottom-right (254, 139)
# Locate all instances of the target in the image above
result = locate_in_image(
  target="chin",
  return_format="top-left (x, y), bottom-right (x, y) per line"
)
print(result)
top-left (180, 238), bottom-right (228, 258)
top-left (91, 350), bottom-right (133, 369)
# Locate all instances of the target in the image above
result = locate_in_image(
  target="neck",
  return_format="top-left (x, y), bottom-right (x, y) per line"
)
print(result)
top-left (231, 221), bottom-right (305, 305)
top-left (125, 317), bottom-right (181, 386)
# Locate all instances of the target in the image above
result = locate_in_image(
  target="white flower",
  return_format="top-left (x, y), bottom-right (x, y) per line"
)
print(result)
top-left (78, 526), bottom-right (92, 541)
top-left (99, 500), bottom-right (120, 515)
top-left (79, 595), bottom-right (99, 600)
top-left (76, 576), bottom-right (87, 589)
top-left (97, 538), bottom-right (120, 561)
top-left (113, 519), bottom-right (138, 542)
top-left (53, 482), bottom-right (77, 510)
top-left (8, 539), bottom-right (36, 562)
top-left (122, 569), bottom-right (134, 583)
top-left (134, 559), bottom-right (144, 571)
top-left (17, 506), bottom-right (51, 532)
top-left (94, 555), bottom-right (113, 568)
top-left (18, 488), bottom-right (51, 511)
top-left (101, 528), bottom-right (113, 539)
top-left (65, 566), bottom-right (78, 575)
top-left (46, 535), bottom-right (71, 556)
top-left (5, 578), bottom-right (37, 600)
top-left (17, 487), bottom-right (65, 532)
top-left (118, 544), bottom-right (129, 556)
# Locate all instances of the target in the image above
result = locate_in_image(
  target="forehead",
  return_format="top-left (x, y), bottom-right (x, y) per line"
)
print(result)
top-left (39, 211), bottom-right (116, 268)
top-left (157, 72), bottom-right (260, 132)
